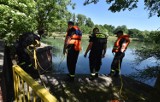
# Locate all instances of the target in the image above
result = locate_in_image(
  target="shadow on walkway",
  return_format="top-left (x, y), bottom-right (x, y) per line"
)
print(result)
top-left (39, 73), bottom-right (159, 102)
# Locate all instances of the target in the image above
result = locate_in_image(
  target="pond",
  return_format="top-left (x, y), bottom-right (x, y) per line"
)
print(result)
top-left (42, 37), bottom-right (157, 86)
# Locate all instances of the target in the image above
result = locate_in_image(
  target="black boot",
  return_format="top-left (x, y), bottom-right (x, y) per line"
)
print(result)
top-left (108, 72), bottom-right (114, 77)
top-left (89, 75), bottom-right (96, 81)
top-left (114, 71), bottom-right (120, 77)
top-left (95, 73), bottom-right (99, 78)
top-left (67, 74), bottom-right (75, 82)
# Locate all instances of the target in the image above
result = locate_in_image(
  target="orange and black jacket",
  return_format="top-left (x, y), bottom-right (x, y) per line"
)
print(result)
top-left (112, 35), bottom-right (130, 53)
top-left (65, 26), bottom-right (82, 51)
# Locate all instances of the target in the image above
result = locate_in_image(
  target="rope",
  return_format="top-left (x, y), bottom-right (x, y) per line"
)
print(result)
top-left (26, 46), bottom-right (51, 73)
top-left (58, 54), bottom-right (65, 68)
top-left (33, 48), bottom-right (47, 88)
top-left (26, 44), bottom-right (47, 88)
top-left (36, 58), bottom-right (51, 73)
top-left (119, 73), bottom-right (124, 98)
top-left (118, 60), bottom-right (123, 95)
top-left (33, 49), bottom-right (38, 70)
top-left (118, 60), bottom-right (128, 101)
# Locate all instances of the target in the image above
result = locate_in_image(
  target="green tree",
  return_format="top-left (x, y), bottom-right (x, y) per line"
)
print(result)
top-left (77, 14), bottom-right (87, 26)
top-left (149, 31), bottom-right (160, 43)
top-left (0, 0), bottom-right (37, 44)
top-left (114, 25), bottom-right (128, 34)
top-left (80, 25), bottom-right (92, 34)
top-left (98, 24), bottom-right (108, 34)
top-left (142, 30), bottom-right (150, 41)
top-left (85, 17), bottom-right (94, 28)
top-left (72, 13), bottom-right (77, 23)
top-left (36, 0), bottom-right (75, 33)
top-left (103, 24), bottom-right (115, 35)
top-left (0, 0), bottom-right (75, 43)
top-left (128, 28), bottom-right (141, 38)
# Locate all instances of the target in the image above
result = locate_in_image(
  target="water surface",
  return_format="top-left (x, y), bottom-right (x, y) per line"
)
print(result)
top-left (44, 37), bottom-right (157, 86)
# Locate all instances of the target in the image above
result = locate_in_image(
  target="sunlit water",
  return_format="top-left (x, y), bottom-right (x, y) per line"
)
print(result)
top-left (44, 37), bottom-right (158, 86)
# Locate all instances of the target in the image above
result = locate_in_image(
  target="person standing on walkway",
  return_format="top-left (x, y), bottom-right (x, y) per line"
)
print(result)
top-left (63, 21), bottom-right (82, 81)
top-left (84, 27), bottom-right (107, 80)
top-left (109, 30), bottom-right (130, 77)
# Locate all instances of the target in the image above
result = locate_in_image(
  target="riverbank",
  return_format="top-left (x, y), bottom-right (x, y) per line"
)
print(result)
top-left (46, 32), bottom-right (140, 42)
top-left (41, 73), bottom-right (159, 102)
top-left (0, 39), bottom-right (159, 102)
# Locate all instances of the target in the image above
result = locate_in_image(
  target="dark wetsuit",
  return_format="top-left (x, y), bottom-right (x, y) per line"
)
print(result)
top-left (89, 33), bottom-right (107, 74)
top-left (16, 32), bottom-right (40, 79)
top-left (66, 27), bottom-right (81, 77)
top-left (110, 38), bottom-right (126, 76)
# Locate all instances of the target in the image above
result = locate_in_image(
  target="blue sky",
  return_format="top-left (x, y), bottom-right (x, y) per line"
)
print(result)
top-left (68, 0), bottom-right (160, 31)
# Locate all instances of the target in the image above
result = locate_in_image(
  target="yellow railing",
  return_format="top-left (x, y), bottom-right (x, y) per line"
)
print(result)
top-left (12, 65), bottom-right (57, 102)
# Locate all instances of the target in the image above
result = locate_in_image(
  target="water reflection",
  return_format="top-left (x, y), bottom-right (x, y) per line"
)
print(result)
top-left (44, 37), bottom-right (157, 86)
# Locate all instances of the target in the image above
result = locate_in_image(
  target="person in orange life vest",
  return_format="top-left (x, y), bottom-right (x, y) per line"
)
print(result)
top-left (63, 21), bottom-right (82, 81)
top-left (84, 27), bottom-right (107, 80)
top-left (109, 30), bottom-right (130, 77)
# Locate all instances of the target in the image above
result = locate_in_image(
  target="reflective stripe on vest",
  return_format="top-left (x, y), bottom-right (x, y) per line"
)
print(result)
top-left (95, 33), bottom-right (106, 39)
top-left (91, 73), bottom-right (96, 76)
top-left (69, 74), bottom-right (75, 77)
top-left (19, 62), bottom-right (26, 66)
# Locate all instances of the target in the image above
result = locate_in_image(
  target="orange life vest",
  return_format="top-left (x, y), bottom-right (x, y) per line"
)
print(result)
top-left (112, 35), bottom-right (130, 53)
top-left (66, 26), bottom-right (82, 51)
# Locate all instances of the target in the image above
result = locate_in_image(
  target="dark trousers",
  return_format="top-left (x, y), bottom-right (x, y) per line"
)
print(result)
top-left (20, 63), bottom-right (40, 79)
top-left (110, 52), bottom-right (125, 75)
top-left (89, 55), bottom-right (102, 74)
top-left (67, 45), bottom-right (79, 76)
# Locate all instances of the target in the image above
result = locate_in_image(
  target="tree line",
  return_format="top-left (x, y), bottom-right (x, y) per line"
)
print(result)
top-left (0, 0), bottom-right (160, 72)
top-left (1, 0), bottom-right (160, 44)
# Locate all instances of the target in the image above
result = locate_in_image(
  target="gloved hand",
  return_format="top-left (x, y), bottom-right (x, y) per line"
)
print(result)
top-left (84, 53), bottom-right (87, 58)
top-left (112, 52), bottom-right (115, 56)
top-left (112, 49), bottom-right (114, 53)
top-left (115, 52), bottom-right (124, 59)
top-left (102, 54), bottom-right (105, 58)
top-left (63, 48), bottom-right (66, 55)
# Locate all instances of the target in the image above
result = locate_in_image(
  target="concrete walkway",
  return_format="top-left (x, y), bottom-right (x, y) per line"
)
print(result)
top-left (40, 73), bottom-right (159, 102)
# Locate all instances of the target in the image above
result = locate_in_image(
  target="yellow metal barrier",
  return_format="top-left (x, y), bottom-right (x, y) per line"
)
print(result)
top-left (12, 65), bottom-right (57, 102)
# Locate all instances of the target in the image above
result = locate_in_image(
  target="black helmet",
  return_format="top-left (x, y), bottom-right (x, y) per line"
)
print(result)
top-left (68, 21), bottom-right (74, 25)
top-left (93, 27), bottom-right (99, 33)
top-left (115, 30), bottom-right (123, 34)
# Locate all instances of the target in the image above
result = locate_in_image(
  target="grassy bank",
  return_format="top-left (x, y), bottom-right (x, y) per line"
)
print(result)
top-left (46, 32), bottom-right (140, 41)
